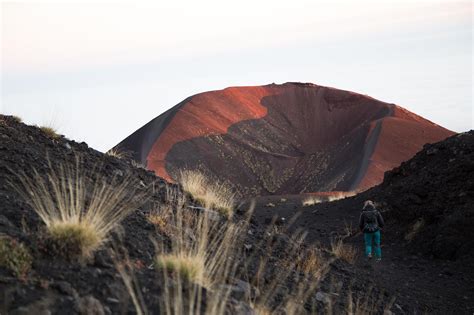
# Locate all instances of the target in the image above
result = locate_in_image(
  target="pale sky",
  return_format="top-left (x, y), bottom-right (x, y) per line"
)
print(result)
top-left (1, 1), bottom-right (472, 152)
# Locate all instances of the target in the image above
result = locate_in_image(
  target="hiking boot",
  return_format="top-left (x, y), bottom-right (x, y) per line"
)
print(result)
top-left (375, 258), bottom-right (381, 262)
top-left (367, 253), bottom-right (372, 259)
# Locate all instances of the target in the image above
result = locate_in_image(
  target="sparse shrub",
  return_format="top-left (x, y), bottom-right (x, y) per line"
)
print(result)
top-left (0, 236), bottom-right (32, 278)
top-left (11, 158), bottom-right (147, 259)
top-left (156, 253), bottom-right (205, 283)
top-left (39, 125), bottom-right (60, 139)
top-left (331, 239), bottom-right (357, 264)
top-left (178, 170), bottom-right (235, 217)
top-left (302, 195), bottom-right (322, 206)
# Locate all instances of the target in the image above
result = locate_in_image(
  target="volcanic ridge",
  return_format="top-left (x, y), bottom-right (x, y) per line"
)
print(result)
top-left (117, 82), bottom-right (454, 196)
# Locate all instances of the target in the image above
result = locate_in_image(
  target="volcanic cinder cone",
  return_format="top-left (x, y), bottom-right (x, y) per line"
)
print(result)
top-left (116, 82), bottom-right (454, 196)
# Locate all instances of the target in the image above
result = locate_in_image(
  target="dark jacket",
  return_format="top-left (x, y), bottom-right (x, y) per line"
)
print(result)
top-left (359, 205), bottom-right (384, 232)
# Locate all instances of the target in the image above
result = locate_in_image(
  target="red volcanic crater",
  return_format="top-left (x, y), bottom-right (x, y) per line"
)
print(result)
top-left (116, 83), bottom-right (454, 196)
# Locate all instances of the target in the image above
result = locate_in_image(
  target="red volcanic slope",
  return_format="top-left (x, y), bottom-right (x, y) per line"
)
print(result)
top-left (147, 87), bottom-right (269, 181)
top-left (116, 83), bottom-right (454, 196)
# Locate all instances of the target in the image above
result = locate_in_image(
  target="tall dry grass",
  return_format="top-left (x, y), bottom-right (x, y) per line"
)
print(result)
top-left (106, 147), bottom-right (132, 160)
top-left (39, 125), bottom-right (60, 139)
top-left (346, 286), bottom-right (396, 315)
top-left (122, 187), bottom-right (390, 315)
top-left (178, 170), bottom-right (235, 217)
top-left (330, 239), bottom-right (358, 264)
top-left (122, 185), bottom-right (249, 315)
top-left (241, 221), bottom-right (336, 315)
top-left (11, 158), bottom-right (147, 258)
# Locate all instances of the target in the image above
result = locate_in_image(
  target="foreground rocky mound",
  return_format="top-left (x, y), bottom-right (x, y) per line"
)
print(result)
top-left (0, 115), bottom-right (167, 313)
top-left (369, 131), bottom-right (474, 261)
top-left (0, 115), bottom-right (396, 314)
top-left (117, 82), bottom-right (453, 196)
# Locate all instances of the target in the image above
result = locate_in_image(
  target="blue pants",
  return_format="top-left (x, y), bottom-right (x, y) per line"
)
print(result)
top-left (364, 230), bottom-right (381, 258)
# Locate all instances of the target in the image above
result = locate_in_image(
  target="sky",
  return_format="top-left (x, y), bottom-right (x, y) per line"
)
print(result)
top-left (1, 1), bottom-right (472, 152)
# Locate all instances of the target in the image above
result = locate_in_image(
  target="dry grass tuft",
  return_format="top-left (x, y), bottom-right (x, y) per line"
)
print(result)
top-left (39, 126), bottom-right (60, 139)
top-left (405, 218), bottom-right (424, 242)
top-left (327, 191), bottom-right (357, 202)
top-left (156, 253), bottom-right (205, 283)
top-left (148, 187), bottom-right (247, 314)
top-left (131, 160), bottom-right (147, 169)
top-left (302, 196), bottom-right (323, 206)
top-left (147, 193), bottom-right (177, 238)
top-left (295, 246), bottom-right (324, 276)
top-left (343, 221), bottom-right (355, 239)
top-left (11, 158), bottom-right (147, 259)
top-left (248, 226), bottom-right (334, 315)
top-left (114, 251), bottom-right (147, 315)
top-left (178, 170), bottom-right (235, 217)
top-left (106, 148), bottom-right (131, 159)
top-left (303, 191), bottom-right (357, 206)
top-left (48, 222), bottom-right (100, 257)
top-left (331, 239), bottom-right (357, 264)
top-left (147, 212), bottom-right (169, 234)
top-left (0, 235), bottom-right (32, 278)
top-left (155, 202), bottom-right (243, 288)
top-left (11, 115), bottom-right (23, 123)
top-left (346, 287), bottom-right (396, 315)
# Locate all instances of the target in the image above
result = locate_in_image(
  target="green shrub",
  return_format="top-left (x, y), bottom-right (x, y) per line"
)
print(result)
top-left (0, 236), bottom-right (32, 278)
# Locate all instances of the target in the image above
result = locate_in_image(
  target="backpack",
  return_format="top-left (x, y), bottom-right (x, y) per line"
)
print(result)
top-left (364, 210), bottom-right (379, 233)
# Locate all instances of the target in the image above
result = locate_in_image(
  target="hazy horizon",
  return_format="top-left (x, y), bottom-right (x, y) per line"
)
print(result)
top-left (1, 1), bottom-right (472, 152)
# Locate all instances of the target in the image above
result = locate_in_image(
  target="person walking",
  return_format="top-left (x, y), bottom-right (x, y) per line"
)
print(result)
top-left (359, 200), bottom-right (384, 261)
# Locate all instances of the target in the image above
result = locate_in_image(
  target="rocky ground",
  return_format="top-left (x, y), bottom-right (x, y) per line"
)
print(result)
top-left (0, 114), bottom-right (473, 314)
top-left (250, 131), bottom-right (474, 314)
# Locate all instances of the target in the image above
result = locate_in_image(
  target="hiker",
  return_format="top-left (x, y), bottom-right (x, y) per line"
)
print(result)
top-left (359, 200), bottom-right (384, 261)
